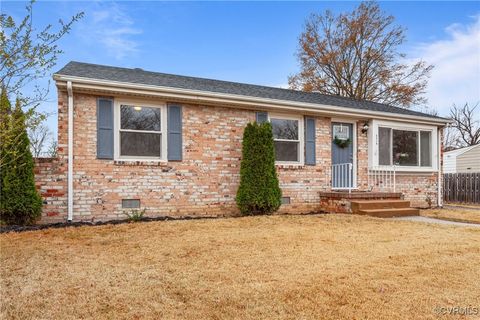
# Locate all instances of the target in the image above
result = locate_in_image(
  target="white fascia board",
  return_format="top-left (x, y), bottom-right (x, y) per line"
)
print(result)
top-left (54, 75), bottom-right (452, 126)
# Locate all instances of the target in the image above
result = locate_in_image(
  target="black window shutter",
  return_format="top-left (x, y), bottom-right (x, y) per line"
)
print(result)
top-left (305, 116), bottom-right (316, 165)
top-left (256, 111), bottom-right (268, 124)
top-left (97, 98), bottom-right (114, 159)
top-left (167, 104), bottom-right (182, 161)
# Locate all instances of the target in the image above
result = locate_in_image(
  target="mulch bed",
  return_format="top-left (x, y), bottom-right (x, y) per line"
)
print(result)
top-left (0, 211), bottom-right (327, 234)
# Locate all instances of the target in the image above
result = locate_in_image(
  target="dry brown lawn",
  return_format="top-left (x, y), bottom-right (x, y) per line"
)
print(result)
top-left (421, 206), bottom-right (480, 224)
top-left (1, 214), bottom-right (479, 320)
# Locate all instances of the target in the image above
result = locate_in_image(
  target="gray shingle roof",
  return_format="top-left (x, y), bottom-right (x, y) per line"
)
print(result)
top-left (56, 61), bottom-right (447, 121)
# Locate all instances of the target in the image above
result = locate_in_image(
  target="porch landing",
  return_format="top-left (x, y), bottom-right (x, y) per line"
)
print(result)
top-left (319, 191), bottom-right (420, 218)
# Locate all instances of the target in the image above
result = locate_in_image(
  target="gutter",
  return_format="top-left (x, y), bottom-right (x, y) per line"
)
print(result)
top-left (67, 81), bottom-right (74, 222)
top-left (53, 74), bottom-right (452, 126)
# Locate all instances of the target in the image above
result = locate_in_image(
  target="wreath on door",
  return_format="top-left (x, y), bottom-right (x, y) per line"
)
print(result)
top-left (333, 136), bottom-right (351, 148)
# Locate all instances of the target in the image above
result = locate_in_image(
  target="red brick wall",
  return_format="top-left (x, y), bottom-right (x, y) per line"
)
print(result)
top-left (356, 121), bottom-right (369, 190)
top-left (34, 91), bottom-right (440, 223)
top-left (34, 158), bottom-right (67, 222)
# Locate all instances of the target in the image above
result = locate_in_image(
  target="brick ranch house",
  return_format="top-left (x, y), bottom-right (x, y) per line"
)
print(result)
top-left (35, 61), bottom-right (450, 223)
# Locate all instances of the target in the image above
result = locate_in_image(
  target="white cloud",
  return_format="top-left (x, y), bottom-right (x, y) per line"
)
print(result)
top-left (80, 2), bottom-right (142, 60)
top-left (412, 15), bottom-right (480, 116)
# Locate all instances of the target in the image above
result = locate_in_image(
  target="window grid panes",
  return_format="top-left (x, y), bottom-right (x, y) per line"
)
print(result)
top-left (119, 105), bottom-right (162, 158)
top-left (271, 118), bottom-right (300, 162)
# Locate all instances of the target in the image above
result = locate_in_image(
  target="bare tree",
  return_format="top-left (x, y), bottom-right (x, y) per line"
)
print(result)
top-left (449, 103), bottom-right (480, 147)
top-left (443, 125), bottom-right (462, 151)
top-left (46, 139), bottom-right (58, 158)
top-left (289, 2), bottom-right (433, 108)
top-left (0, 0), bottom-right (83, 124)
top-left (1, 1), bottom-right (81, 167)
top-left (28, 124), bottom-right (53, 158)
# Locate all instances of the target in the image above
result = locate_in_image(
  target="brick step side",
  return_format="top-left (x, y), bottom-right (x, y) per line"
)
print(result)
top-left (351, 200), bottom-right (410, 211)
top-left (357, 208), bottom-right (420, 218)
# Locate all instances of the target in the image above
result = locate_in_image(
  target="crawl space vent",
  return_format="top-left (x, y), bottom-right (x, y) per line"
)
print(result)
top-left (122, 199), bottom-right (140, 209)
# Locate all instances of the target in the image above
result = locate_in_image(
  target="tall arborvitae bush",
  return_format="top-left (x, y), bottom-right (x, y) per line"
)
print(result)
top-left (0, 88), bottom-right (12, 209)
top-left (0, 95), bottom-right (42, 225)
top-left (236, 122), bottom-right (281, 215)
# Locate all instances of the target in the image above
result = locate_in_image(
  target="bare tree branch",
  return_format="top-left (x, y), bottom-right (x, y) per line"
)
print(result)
top-left (443, 125), bottom-right (462, 151)
top-left (449, 103), bottom-right (480, 147)
top-left (289, 2), bottom-right (433, 109)
top-left (28, 124), bottom-right (53, 157)
top-left (0, 0), bottom-right (83, 118)
top-left (1, 2), bottom-right (80, 168)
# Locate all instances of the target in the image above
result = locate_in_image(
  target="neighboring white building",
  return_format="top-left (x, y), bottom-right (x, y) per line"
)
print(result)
top-left (443, 144), bottom-right (480, 173)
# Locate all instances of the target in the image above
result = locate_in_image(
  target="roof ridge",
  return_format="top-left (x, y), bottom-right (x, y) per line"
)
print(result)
top-left (56, 61), bottom-right (449, 121)
top-left (62, 62), bottom-right (399, 109)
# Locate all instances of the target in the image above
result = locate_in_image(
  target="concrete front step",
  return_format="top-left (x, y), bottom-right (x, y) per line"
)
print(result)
top-left (357, 208), bottom-right (420, 218)
top-left (351, 200), bottom-right (410, 211)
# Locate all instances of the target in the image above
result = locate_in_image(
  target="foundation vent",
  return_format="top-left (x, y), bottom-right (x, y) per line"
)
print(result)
top-left (122, 199), bottom-right (140, 209)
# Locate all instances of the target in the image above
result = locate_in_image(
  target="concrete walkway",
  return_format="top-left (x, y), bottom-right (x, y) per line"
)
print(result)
top-left (392, 216), bottom-right (480, 228)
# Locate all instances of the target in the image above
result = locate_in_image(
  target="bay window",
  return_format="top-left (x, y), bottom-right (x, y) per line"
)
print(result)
top-left (116, 101), bottom-right (167, 160)
top-left (377, 126), bottom-right (434, 168)
top-left (270, 115), bottom-right (304, 164)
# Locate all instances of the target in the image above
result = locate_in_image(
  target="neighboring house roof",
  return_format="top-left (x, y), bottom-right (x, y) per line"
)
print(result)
top-left (55, 61), bottom-right (449, 122)
top-left (444, 144), bottom-right (480, 157)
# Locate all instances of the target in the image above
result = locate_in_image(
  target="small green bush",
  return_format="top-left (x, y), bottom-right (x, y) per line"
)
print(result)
top-left (236, 122), bottom-right (281, 215)
top-left (125, 209), bottom-right (146, 222)
top-left (0, 96), bottom-right (42, 225)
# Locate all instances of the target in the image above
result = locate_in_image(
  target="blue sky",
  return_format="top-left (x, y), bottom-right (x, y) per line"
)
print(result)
top-left (2, 1), bottom-right (479, 134)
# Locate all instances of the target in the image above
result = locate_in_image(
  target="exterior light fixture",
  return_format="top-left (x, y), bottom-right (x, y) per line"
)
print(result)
top-left (134, 106), bottom-right (142, 111)
top-left (362, 122), bottom-right (369, 134)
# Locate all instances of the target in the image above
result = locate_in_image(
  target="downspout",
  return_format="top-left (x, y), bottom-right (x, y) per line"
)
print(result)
top-left (437, 127), bottom-right (442, 208)
top-left (67, 81), bottom-right (74, 222)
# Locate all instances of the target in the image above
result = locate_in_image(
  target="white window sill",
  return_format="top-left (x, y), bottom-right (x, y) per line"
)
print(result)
top-left (275, 162), bottom-right (305, 168)
top-left (114, 159), bottom-right (169, 166)
top-left (370, 166), bottom-right (438, 173)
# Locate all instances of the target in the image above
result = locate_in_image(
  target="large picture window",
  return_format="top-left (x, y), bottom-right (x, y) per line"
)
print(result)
top-left (270, 116), bottom-right (303, 163)
top-left (393, 130), bottom-right (418, 166)
top-left (378, 127), bottom-right (432, 167)
top-left (118, 104), bottom-right (165, 159)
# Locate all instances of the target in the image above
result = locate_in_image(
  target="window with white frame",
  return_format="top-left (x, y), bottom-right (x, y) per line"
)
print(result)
top-left (378, 127), bottom-right (432, 167)
top-left (270, 115), bottom-right (303, 163)
top-left (117, 103), bottom-right (166, 160)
